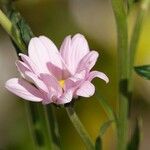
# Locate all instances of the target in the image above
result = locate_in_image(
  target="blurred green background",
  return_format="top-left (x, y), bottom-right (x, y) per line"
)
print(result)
top-left (0, 0), bottom-right (150, 149)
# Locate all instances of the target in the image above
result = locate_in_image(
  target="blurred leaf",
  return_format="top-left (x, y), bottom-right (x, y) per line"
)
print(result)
top-left (99, 120), bottom-right (113, 137)
top-left (127, 0), bottom-right (140, 12)
top-left (95, 92), bottom-right (115, 121)
top-left (134, 65), bottom-right (150, 80)
top-left (95, 136), bottom-right (102, 150)
top-left (95, 120), bottom-right (113, 150)
top-left (127, 0), bottom-right (135, 12)
top-left (127, 119), bottom-right (141, 150)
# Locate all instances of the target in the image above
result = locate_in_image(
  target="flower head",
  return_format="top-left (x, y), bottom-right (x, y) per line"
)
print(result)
top-left (5, 34), bottom-right (109, 104)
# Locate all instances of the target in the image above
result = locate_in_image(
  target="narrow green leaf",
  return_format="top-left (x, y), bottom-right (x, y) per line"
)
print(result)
top-left (127, 119), bottom-right (141, 150)
top-left (95, 137), bottom-right (102, 150)
top-left (95, 91), bottom-right (115, 121)
top-left (9, 9), bottom-right (34, 51)
top-left (99, 120), bottom-right (113, 137)
top-left (134, 65), bottom-right (150, 80)
top-left (95, 120), bottom-right (113, 150)
top-left (127, 0), bottom-right (135, 12)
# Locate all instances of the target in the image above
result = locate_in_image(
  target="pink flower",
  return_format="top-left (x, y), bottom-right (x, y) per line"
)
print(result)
top-left (5, 34), bottom-right (109, 105)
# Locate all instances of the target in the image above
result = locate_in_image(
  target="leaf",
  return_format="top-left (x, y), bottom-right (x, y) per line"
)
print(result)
top-left (127, 119), bottom-right (141, 150)
top-left (99, 120), bottom-right (113, 137)
top-left (17, 18), bottom-right (34, 45)
top-left (95, 136), bottom-right (102, 150)
top-left (95, 120), bottom-right (113, 150)
top-left (134, 65), bottom-right (150, 80)
top-left (127, 0), bottom-right (139, 12)
top-left (95, 91), bottom-right (115, 121)
top-left (9, 9), bottom-right (34, 45)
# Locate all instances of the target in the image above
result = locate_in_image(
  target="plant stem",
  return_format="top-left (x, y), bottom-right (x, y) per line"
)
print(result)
top-left (26, 103), bottom-right (52, 150)
top-left (128, 0), bottom-right (150, 92)
top-left (0, 9), bottom-right (26, 51)
top-left (111, 0), bottom-right (129, 150)
top-left (65, 106), bottom-right (95, 150)
top-left (45, 105), bottom-right (61, 150)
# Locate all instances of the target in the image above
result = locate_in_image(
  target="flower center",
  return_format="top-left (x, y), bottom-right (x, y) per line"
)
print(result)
top-left (59, 80), bottom-right (65, 88)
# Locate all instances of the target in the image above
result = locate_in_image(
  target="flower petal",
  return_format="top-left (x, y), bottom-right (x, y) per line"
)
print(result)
top-left (60, 34), bottom-right (89, 74)
top-left (16, 60), bottom-right (31, 78)
top-left (28, 36), bottom-right (63, 73)
top-left (40, 74), bottom-right (62, 97)
top-left (87, 71), bottom-right (109, 83)
top-left (76, 81), bottom-right (95, 97)
top-left (24, 72), bottom-right (49, 93)
top-left (77, 51), bottom-right (99, 72)
top-left (57, 90), bottom-right (73, 104)
top-left (5, 78), bottom-right (43, 102)
top-left (19, 53), bottom-right (39, 75)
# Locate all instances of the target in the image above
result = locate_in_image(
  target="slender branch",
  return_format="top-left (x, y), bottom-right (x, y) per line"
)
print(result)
top-left (111, 0), bottom-right (129, 150)
top-left (65, 106), bottom-right (95, 150)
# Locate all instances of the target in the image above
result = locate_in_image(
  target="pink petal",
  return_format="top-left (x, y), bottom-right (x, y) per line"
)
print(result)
top-left (16, 60), bottom-right (31, 78)
top-left (87, 71), bottom-right (109, 83)
top-left (64, 70), bottom-right (86, 91)
top-left (47, 62), bottom-right (63, 80)
top-left (24, 72), bottom-right (49, 93)
top-left (76, 81), bottom-right (95, 97)
top-left (64, 78), bottom-right (76, 91)
top-left (28, 36), bottom-right (63, 74)
top-left (5, 78), bottom-right (43, 102)
top-left (19, 53), bottom-right (39, 75)
top-left (57, 90), bottom-right (73, 104)
top-left (40, 74), bottom-right (62, 97)
top-left (77, 51), bottom-right (99, 72)
top-left (60, 34), bottom-right (89, 74)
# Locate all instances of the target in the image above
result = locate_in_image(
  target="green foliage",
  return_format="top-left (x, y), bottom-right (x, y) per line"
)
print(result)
top-left (95, 92), bottom-right (115, 121)
top-left (127, 119), bottom-right (141, 150)
top-left (135, 65), bottom-right (150, 80)
top-left (95, 137), bottom-right (102, 150)
top-left (99, 120), bottom-right (113, 137)
top-left (8, 9), bottom-right (34, 53)
top-left (95, 120), bottom-right (113, 150)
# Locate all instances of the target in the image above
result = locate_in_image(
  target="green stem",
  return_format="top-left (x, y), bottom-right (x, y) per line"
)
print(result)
top-left (45, 105), bottom-right (61, 150)
top-left (129, 0), bottom-right (150, 92)
top-left (0, 9), bottom-right (26, 50)
top-left (65, 106), bottom-right (95, 150)
top-left (111, 0), bottom-right (129, 150)
top-left (26, 103), bottom-right (53, 150)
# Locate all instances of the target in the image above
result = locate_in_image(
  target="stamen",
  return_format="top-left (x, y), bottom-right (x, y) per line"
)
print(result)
top-left (59, 80), bottom-right (65, 88)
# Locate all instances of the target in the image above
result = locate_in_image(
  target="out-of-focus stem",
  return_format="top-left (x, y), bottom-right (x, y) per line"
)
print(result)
top-left (66, 106), bottom-right (95, 150)
top-left (45, 105), bottom-right (61, 150)
top-left (26, 103), bottom-right (53, 150)
top-left (111, 0), bottom-right (129, 150)
top-left (129, 0), bottom-right (150, 92)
